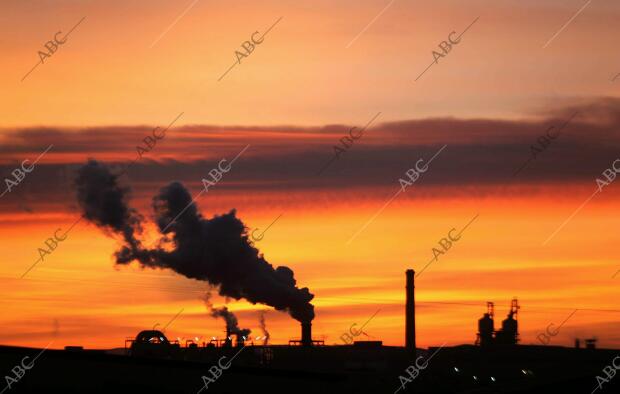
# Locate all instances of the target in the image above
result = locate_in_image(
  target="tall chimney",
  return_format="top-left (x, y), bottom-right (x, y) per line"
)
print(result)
top-left (406, 269), bottom-right (416, 353)
top-left (301, 322), bottom-right (312, 347)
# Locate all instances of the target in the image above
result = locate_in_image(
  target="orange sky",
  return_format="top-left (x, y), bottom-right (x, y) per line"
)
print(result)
top-left (0, 0), bottom-right (619, 126)
top-left (0, 0), bottom-right (619, 350)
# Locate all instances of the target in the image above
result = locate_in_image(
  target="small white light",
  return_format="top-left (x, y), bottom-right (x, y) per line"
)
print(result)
top-left (242, 336), bottom-right (246, 340)
top-left (473, 376), bottom-right (478, 381)
top-left (454, 367), bottom-right (460, 372)
top-left (212, 337), bottom-right (216, 340)
top-left (522, 369), bottom-right (527, 375)
top-left (491, 377), bottom-right (496, 382)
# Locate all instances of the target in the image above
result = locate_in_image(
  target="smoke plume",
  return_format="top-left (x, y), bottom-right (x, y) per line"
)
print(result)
top-left (211, 307), bottom-right (251, 338)
top-left (75, 160), bottom-right (315, 323)
top-left (258, 311), bottom-right (270, 345)
top-left (204, 293), bottom-right (251, 338)
top-left (75, 160), bottom-right (144, 262)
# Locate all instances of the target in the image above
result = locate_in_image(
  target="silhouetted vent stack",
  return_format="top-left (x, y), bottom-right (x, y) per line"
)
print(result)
top-left (225, 327), bottom-right (232, 348)
top-left (406, 269), bottom-right (416, 352)
top-left (301, 322), bottom-right (312, 347)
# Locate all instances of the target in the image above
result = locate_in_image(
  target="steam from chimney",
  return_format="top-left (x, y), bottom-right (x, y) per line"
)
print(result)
top-left (258, 311), bottom-right (270, 345)
top-left (211, 307), bottom-right (251, 338)
top-left (204, 293), bottom-right (251, 339)
top-left (75, 160), bottom-right (144, 261)
top-left (75, 160), bottom-right (315, 323)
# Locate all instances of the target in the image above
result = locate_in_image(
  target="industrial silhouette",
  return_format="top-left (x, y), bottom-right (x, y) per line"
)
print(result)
top-left (4, 157), bottom-right (618, 393)
top-left (0, 269), bottom-right (617, 393)
top-left (476, 299), bottom-right (520, 346)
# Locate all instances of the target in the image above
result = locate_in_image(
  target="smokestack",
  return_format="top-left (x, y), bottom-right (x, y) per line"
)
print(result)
top-left (236, 333), bottom-right (245, 347)
top-left (225, 328), bottom-right (232, 348)
top-left (406, 269), bottom-right (416, 353)
top-left (301, 322), bottom-right (312, 347)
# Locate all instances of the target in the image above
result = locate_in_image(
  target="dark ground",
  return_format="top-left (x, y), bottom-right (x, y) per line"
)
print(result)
top-left (0, 343), bottom-right (618, 393)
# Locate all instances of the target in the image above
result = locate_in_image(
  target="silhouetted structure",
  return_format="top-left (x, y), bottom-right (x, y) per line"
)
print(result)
top-left (289, 321), bottom-right (326, 346)
top-left (289, 322), bottom-right (324, 347)
top-left (585, 338), bottom-right (598, 349)
top-left (574, 338), bottom-right (598, 349)
top-left (3, 268), bottom-right (616, 393)
top-left (406, 269), bottom-right (416, 353)
top-left (476, 299), bottom-right (520, 346)
top-left (224, 327), bottom-right (232, 348)
top-left (496, 299), bottom-right (520, 345)
top-left (128, 330), bottom-right (172, 358)
top-left (477, 302), bottom-right (495, 347)
top-left (301, 322), bottom-right (312, 347)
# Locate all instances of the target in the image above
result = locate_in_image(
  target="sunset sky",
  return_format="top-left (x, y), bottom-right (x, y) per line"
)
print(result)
top-left (0, 0), bottom-right (619, 351)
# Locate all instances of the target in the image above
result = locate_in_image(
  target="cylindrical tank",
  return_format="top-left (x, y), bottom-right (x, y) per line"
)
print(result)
top-left (501, 316), bottom-right (518, 344)
top-left (478, 314), bottom-right (494, 346)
